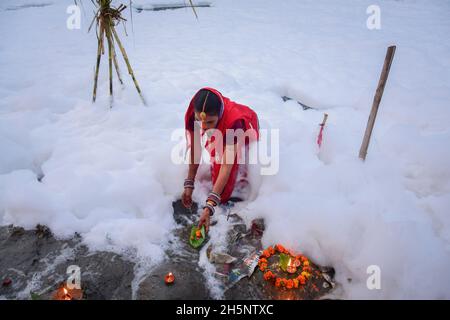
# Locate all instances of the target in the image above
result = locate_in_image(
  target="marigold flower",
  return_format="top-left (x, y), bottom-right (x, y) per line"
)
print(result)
top-left (301, 271), bottom-right (311, 279)
top-left (293, 279), bottom-right (299, 288)
top-left (303, 266), bottom-right (312, 273)
top-left (263, 271), bottom-right (274, 281)
top-left (275, 278), bottom-right (281, 287)
top-left (286, 279), bottom-right (294, 289)
top-left (297, 275), bottom-right (306, 285)
top-left (261, 249), bottom-right (271, 258)
top-left (275, 244), bottom-right (286, 253)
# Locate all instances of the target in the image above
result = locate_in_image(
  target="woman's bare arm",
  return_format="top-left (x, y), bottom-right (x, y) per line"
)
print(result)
top-left (187, 125), bottom-right (202, 180)
top-left (211, 143), bottom-right (237, 195)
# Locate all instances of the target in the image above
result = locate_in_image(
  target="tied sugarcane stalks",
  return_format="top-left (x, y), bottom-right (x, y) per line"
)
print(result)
top-left (89, 0), bottom-right (146, 106)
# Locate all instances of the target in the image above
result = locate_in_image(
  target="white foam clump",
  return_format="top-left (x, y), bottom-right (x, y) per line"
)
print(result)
top-left (0, 103), bottom-right (185, 266)
top-left (242, 118), bottom-right (450, 299)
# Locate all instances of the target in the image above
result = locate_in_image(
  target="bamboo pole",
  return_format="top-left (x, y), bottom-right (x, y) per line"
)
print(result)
top-left (359, 45), bottom-right (396, 161)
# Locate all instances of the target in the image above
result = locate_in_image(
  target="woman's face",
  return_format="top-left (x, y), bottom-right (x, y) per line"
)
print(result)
top-left (194, 112), bottom-right (219, 131)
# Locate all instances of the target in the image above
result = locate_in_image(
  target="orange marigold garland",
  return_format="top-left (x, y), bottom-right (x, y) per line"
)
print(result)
top-left (258, 244), bottom-right (313, 290)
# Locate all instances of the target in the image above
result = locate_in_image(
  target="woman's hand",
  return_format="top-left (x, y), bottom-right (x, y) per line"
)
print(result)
top-left (198, 207), bottom-right (211, 233)
top-left (181, 188), bottom-right (193, 208)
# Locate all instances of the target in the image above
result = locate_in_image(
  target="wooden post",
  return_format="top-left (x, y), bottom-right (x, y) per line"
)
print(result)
top-left (359, 45), bottom-right (396, 161)
top-left (320, 113), bottom-right (329, 127)
top-left (317, 113), bottom-right (328, 148)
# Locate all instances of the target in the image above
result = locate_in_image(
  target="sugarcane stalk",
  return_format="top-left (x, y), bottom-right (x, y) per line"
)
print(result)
top-left (111, 25), bottom-right (146, 105)
top-left (106, 19), bottom-right (114, 107)
top-left (92, 23), bottom-right (105, 102)
top-left (188, 0), bottom-right (199, 20)
top-left (112, 44), bottom-right (124, 85)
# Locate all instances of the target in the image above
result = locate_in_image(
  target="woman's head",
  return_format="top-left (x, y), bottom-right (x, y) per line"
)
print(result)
top-left (193, 89), bottom-right (222, 130)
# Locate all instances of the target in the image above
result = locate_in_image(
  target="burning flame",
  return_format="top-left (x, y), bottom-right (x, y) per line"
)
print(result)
top-left (62, 287), bottom-right (72, 300)
top-left (53, 284), bottom-right (82, 300)
top-left (164, 272), bottom-right (175, 284)
top-left (286, 258), bottom-right (297, 274)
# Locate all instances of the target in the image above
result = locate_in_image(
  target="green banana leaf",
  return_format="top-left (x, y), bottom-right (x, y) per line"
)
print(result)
top-left (279, 253), bottom-right (290, 272)
top-left (189, 225), bottom-right (206, 249)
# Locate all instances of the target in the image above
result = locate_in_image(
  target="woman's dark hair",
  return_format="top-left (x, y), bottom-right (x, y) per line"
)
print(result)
top-left (193, 89), bottom-right (222, 116)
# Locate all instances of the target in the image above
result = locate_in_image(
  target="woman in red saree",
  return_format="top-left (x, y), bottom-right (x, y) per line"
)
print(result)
top-left (182, 87), bottom-right (259, 232)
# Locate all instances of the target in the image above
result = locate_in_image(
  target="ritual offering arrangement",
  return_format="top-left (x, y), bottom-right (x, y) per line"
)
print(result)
top-left (189, 225), bottom-right (206, 249)
top-left (258, 244), bottom-right (314, 290)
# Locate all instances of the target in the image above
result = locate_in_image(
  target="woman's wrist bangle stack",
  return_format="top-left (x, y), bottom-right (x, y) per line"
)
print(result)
top-left (184, 179), bottom-right (195, 189)
top-left (203, 191), bottom-right (221, 216)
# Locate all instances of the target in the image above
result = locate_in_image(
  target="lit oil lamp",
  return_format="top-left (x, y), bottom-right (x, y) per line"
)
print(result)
top-left (276, 290), bottom-right (297, 301)
top-left (286, 258), bottom-right (297, 274)
top-left (62, 287), bottom-right (72, 300)
top-left (164, 272), bottom-right (175, 285)
top-left (52, 284), bottom-right (83, 300)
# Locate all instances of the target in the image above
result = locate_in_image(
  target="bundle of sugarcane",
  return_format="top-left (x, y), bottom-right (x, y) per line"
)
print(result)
top-left (81, 0), bottom-right (198, 107)
top-left (88, 0), bottom-right (146, 106)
